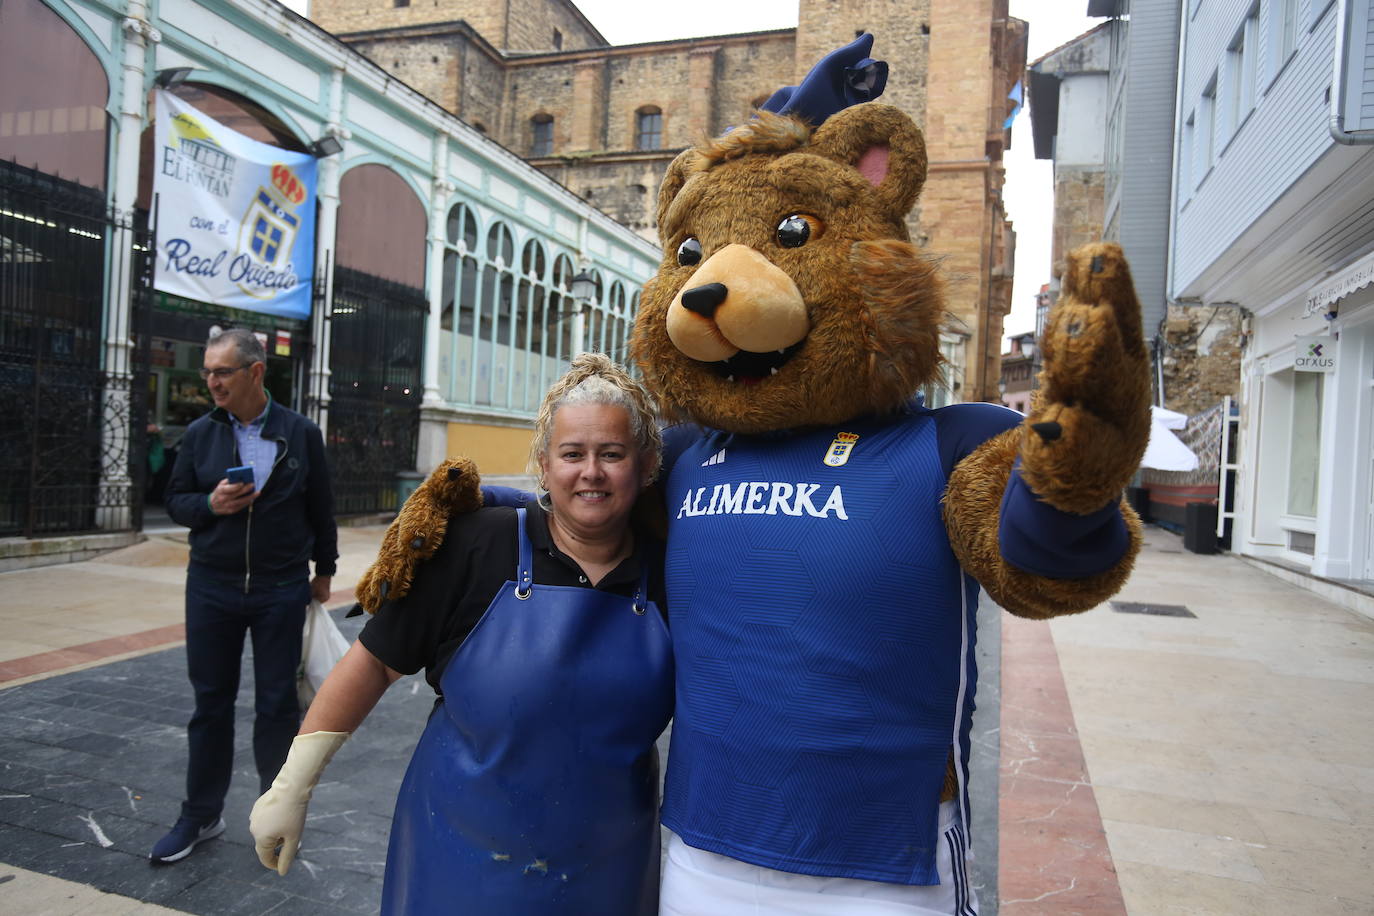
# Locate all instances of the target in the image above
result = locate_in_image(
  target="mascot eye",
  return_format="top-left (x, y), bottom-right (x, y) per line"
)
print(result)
top-left (777, 214), bottom-right (820, 248)
top-left (677, 237), bottom-right (702, 266)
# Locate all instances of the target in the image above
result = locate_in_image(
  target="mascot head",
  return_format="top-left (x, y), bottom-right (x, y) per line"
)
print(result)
top-left (630, 35), bottom-right (946, 434)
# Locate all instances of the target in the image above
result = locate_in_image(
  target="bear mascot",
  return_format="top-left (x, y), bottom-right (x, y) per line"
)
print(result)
top-left (354, 34), bottom-right (1150, 915)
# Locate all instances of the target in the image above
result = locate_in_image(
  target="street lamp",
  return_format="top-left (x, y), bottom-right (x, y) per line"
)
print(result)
top-left (568, 270), bottom-right (597, 356)
top-left (154, 67), bottom-right (194, 90)
top-left (307, 135), bottom-right (344, 158)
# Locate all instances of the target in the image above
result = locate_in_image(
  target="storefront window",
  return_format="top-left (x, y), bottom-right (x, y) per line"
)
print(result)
top-left (1286, 370), bottom-right (1323, 517)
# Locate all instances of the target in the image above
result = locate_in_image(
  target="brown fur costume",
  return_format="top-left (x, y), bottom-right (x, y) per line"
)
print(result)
top-left (352, 457), bottom-right (481, 614)
top-left (632, 103), bottom-right (1147, 619)
top-left (356, 103), bottom-right (1149, 622)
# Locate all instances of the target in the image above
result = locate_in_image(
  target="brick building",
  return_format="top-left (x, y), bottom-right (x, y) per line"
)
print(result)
top-left (308, 0), bottom-right (1026, 403)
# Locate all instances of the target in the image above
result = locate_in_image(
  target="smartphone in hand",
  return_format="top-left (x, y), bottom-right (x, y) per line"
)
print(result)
top-left (226, 465), bottom-right (255, 487)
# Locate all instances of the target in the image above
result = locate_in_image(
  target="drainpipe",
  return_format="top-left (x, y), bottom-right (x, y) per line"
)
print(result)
top-left (1160, 0), bottom-right (1192, 409)
top-left (1330, 0), bottom-right (1374, 144)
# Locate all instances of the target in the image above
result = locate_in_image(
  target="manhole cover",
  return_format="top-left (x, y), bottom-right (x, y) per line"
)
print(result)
top-left (1110, 601), bottom-right (1196, 618)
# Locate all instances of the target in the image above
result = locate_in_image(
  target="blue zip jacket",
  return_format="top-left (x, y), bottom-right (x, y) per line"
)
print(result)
top-left (165, 400), bottom-right (338, 583)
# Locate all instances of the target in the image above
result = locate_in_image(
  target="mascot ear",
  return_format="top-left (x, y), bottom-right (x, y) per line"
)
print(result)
top-left (807, 103), bottom-right (927, 224)
top-left (656, 149), bottom-right (699, 243)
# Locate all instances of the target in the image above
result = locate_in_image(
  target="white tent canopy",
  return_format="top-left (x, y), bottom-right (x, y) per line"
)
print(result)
top-left (1141, 406), bottom-right (1199, 472)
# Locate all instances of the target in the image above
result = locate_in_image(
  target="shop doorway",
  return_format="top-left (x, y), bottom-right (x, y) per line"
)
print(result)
top-left (328, 163), bottom-right (427, 515)
top-left (327, 266), bottom-right (425, 515)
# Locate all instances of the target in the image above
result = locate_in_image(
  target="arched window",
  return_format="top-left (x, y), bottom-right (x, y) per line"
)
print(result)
top-left (517, 240), bottom-right (548, 409)
top-left (608, 282), bottom-right (628, 358)
top-left (0, 0), bottom-right (109, 189)
top-left (446, 201), bottom-right (478, 251)
top-left (478, 222), bottom-right (516, 405)
top-left (635, 106), bottom-right (662, 150)
top-left (336, 164), bottom-right (425, 287)
top-left (486, 223), bottom-right (514, 266)
top-left (530, 114), bottom-right (554, 156)
top-left (439, 202), bottom-right (479, 404)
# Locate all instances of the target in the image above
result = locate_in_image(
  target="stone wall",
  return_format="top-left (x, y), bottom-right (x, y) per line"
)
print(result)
top-left (312, 0), bottom-right (603, 52)
top-left (504, 0), bottom-right (604, 53)
top-left (921, 0), bottom-right (1022, 401)
top-left (345, 26), bottom-right (507, 131)
top-left (532, 153), bottom-right (674, 238)
top-left (349, 34), bottom-right (463, 114)
top-left (1051, 166), bottom-right (1106, 276)
top-left (796, 0), bottom-right (931, 128)
top-left (507, 57), bottom-right (577, 152)
top-left (1160, 303), bottom-right (1243, 417)
top-left (458, 37), bottom-right (508, 133)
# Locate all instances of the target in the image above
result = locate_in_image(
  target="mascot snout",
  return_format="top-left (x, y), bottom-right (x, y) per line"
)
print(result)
top-left (665, 243), bottom-right (810, 362)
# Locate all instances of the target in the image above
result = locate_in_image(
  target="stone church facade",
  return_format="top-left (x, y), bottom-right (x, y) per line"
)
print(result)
top-left (309, 0), bottom-right (1025, 403)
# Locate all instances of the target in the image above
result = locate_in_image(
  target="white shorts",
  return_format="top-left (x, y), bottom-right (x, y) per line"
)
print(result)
top-left (659, 801), bottom-right (978, 915)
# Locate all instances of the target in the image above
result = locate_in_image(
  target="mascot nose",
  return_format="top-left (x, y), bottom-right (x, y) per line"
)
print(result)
top-left (681, 283), bottom-right (728, 318)
top-left (666, 244), bottom-right (809, 362)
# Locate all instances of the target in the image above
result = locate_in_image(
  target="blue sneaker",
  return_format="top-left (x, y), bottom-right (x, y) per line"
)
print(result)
top-left (149, 815), bottom-right (225, 864)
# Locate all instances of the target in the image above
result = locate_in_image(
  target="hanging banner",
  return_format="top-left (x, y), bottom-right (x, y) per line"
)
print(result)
top-left (153, 90), bottom-right (316, 320)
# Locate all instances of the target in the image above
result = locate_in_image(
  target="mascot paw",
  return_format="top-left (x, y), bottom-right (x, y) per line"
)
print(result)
top-left (354, 457), bottom-right (482, 613)
top-left (1019, 242), bottom-right (1151, 515)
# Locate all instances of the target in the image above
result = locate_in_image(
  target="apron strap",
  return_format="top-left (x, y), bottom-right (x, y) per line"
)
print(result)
top-left (514, 508), bottom-right (533, 599)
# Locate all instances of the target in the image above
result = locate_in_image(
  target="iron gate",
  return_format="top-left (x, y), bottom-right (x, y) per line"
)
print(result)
top-left (327, 265), bottom-right (425, 515)
top-left (0, 161), bottom-right (153, 538)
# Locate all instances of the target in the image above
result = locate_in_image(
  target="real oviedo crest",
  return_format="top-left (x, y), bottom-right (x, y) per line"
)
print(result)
top-left (236, 165), bottom-right (306, 300)
top-left (823, 432), bottom-right (860, 467)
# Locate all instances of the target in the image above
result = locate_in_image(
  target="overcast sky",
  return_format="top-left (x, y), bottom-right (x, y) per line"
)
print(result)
top-left (294, 0), bottom-right (1100, 343)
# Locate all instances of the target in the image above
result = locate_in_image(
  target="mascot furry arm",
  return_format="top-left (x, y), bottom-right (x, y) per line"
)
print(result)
top-left (352, 457), bottom-right (481, 614)
top-left (944, 242), bottom-right (1149, 618)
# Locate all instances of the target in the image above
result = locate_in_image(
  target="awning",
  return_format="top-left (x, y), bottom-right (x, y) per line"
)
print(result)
top-left (1303, 249), bottom-right (1374, 317)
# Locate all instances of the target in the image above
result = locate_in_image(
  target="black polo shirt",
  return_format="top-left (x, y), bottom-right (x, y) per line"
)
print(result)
top-left (358, 501), bottom-right (666, 694)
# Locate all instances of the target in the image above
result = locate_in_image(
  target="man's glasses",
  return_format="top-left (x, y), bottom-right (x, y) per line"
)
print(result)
top-left (199, 365), bottom-right (252, 381)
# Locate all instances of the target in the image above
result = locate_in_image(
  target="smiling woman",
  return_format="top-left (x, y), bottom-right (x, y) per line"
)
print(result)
top-left (529, 355), bottom-right (662, 581)
top-left (250, 353), bottom-right (674, 915)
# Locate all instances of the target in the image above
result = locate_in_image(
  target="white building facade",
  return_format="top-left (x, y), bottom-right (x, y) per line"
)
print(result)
top-left (1170, 0), bottom-right (1374, 584)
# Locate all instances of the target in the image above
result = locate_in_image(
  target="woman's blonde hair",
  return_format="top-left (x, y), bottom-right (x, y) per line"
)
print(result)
top-left (529, 353), bottom-right (663, 486)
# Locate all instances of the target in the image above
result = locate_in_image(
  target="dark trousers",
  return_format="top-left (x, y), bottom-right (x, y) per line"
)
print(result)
top-left (181, 568), bottom-right (310, 822)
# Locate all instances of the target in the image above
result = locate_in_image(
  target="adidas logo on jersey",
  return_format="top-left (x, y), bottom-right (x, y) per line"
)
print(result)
top-left (701, 449), bottom-right (727, 467)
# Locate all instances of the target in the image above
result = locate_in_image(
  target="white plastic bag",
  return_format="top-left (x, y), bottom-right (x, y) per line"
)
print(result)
top-left (297, 600), bottom-right (350, 708)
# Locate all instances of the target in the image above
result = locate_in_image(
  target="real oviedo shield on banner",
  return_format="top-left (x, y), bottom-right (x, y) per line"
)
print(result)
top-left (153, 91), bottom-right (316, 320)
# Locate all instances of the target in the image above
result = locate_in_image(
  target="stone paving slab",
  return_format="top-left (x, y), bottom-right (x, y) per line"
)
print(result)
top-left (0, 608), bottom-right (428, 915)
top-left (0, 597), bottom-right (1004, 915)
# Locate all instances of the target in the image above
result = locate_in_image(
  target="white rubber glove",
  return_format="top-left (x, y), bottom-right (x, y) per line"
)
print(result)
top-left (249, 730), bottom-right (348, 875)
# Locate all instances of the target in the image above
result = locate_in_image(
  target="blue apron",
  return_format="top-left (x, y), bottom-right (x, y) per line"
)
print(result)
top-left (381, 508), bottom-right (673, 915)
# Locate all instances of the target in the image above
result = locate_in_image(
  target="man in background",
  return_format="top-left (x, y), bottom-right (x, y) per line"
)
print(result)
top-left (151, 328), bottom-right (337, 864)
